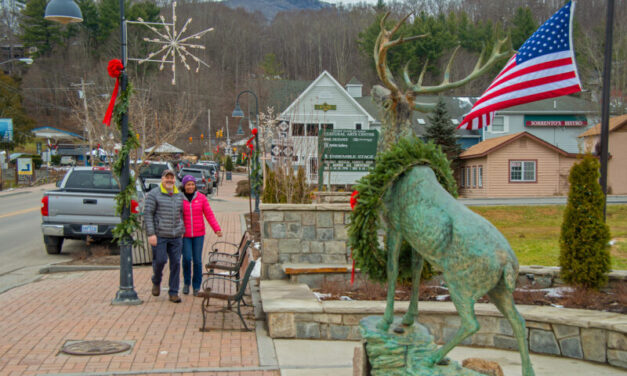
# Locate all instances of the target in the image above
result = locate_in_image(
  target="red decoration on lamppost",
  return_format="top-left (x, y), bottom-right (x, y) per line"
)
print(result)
top-left (102, 59), bottom-right (124, 126)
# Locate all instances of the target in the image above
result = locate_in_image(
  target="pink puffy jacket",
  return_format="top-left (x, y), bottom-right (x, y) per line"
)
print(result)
top-left (182, 192), bottom-right (221, 238)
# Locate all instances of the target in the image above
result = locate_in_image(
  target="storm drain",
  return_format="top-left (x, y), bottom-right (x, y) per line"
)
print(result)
top-left (61, 340), bottom-right (132, 356)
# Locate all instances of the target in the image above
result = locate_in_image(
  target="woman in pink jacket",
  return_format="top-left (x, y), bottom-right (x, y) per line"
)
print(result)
top-left (181, 175), bottom-right (222, 296)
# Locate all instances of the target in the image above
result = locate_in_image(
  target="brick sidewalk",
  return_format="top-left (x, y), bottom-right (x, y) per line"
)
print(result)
top-left (0, 172), bottom-right (276, 375)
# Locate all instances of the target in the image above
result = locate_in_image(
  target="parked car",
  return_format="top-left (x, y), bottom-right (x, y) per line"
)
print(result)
top-left (138, 161), bottom-right (178, 191)
top-left (40, 166), bottom-right (145, 254)
top-left (178, 167), bottom-right (212, 195)
top-left (191, 163), bottom-right (219, 188)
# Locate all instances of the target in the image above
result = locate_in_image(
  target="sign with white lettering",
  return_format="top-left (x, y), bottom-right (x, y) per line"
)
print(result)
top-left (524, 115), bottom-right (588, 127)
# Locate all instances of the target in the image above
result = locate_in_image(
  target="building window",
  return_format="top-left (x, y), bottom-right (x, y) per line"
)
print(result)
top-left (355, 123), bottom-right (362, 130)
top-left (472, 166), bottom-right (477, 187)
top-left (321, 123), bottom-right (333, 132)
top-left (466, 167), bottom-right (471, 187)
top-left (460, 168), bottom-right (465, 188)
top-left (510, 160), bottom-right (536, 182)
top-left (478, 166), bottom-right (483, 188)
top-left (292, 123), bottom-right (304, 136)
top-left (306, 123), bottom-right (319, 136)
top-left (491, 116), bottom-right (505, 133)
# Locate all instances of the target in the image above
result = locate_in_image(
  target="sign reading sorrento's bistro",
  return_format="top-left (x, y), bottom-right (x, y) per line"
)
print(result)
top-left (524, 115), bottom-right (588, 127)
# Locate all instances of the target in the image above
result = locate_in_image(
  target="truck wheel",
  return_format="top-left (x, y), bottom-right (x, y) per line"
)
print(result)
top-left (44, 235), bottom-right (64, 254)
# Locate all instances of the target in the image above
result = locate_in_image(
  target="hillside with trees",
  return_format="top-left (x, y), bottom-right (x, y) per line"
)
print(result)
top-left (1, 0), bottom-right (624, 153)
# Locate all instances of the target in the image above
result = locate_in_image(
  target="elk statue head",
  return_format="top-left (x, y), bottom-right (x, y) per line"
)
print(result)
top-left (372, 12), bottom-right (513, 151)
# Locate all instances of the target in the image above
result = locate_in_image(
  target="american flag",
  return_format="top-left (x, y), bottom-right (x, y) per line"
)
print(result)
top-left (458, 1), bottom-right (582, 130)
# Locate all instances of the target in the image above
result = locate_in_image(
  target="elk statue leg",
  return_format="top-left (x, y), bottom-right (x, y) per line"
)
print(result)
top-left (401, 249), bottom-right (423, 327)
top-left (427, 288), bottom-right (480, 365)
top-left (488, 266), bottom-right (535, 376)
top-left (377, 231), bottom-right (402, 331)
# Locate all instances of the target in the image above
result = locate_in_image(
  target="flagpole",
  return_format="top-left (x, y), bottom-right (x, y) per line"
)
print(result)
top-left (599, 0), bottom-right (615, 220)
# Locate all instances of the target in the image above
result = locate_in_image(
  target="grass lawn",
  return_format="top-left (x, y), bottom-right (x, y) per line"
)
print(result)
top-left (469, 204), bottom-right (627, 271)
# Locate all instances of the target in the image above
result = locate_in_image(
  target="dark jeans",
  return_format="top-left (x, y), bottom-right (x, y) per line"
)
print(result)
top-left (182, 236), bottom-right (205, 291)
top-left (151, 236), bottom-right (182, 296)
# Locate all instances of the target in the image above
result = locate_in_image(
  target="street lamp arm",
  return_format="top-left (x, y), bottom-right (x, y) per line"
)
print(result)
top-left (0, 58), bottom-right (34, 66)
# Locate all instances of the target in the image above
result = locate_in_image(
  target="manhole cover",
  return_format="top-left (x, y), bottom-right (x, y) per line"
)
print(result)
top-left (61, 340), bottom-right (131, 356)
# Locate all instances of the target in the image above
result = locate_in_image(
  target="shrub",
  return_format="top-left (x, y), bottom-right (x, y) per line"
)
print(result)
top-left (224, 156), bottom-right (234, 172)
top-left (559, 155), bottom-right (611, 289)
top-left (51, 155), bottom-right (61, 165)
top-left (262, 165), bottom-right (312, 204)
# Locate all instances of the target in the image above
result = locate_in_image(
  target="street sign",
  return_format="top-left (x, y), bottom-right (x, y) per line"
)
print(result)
top-left (317, 129), bottom-right (378, 186)
top-left (319, 129), bottom-right (378, 161)
top-left (0, 119), bottom-right (13, 142)
top-left (17, 158), bottom-right (33, 175)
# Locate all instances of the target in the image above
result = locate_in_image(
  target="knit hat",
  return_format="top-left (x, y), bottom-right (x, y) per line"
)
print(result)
top-left (182, 175), bottom-right (196, 186)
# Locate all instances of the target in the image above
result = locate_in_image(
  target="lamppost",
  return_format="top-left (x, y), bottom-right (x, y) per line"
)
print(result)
top-left (45, 0), bottom-right (142, 305)
top-left (232, 90), bottom-right (260, 213)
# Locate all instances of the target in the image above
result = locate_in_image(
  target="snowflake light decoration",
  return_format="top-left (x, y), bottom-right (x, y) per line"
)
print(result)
top-left (126, 2), bottom-right (213, 85)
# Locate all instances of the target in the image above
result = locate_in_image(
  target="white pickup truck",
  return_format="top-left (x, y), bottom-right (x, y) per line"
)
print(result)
top-left (40, 166), bottom-right (145, 254)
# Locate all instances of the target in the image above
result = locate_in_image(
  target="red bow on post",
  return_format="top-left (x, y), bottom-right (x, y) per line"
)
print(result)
top-left (102, 59), bottom-right (124, 126)
top-left (349, 190), bottom-right (359, 284)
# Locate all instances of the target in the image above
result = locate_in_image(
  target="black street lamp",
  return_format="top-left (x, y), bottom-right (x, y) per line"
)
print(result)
top-left (232, 90), bottom-right (260, 213)
top-left (45, 0), bottom-right (141, 305)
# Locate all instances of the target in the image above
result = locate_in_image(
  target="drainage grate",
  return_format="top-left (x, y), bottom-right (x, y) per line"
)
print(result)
top-left (61, 340), bottom-right (131, 356)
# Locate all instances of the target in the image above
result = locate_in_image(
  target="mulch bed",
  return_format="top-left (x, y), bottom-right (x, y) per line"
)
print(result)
top-left (314, 277), bottom-right (627, 314)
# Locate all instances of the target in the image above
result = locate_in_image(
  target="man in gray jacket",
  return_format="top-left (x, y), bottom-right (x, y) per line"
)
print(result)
top-left (144, 169), bottom-right (185, 303)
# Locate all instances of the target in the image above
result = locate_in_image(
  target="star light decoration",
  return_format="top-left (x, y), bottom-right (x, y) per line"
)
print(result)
top-left (126, 1), bottom-right (213, 85)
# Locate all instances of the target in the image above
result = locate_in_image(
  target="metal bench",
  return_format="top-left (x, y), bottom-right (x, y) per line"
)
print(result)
top-left (199, 252), bottom-right (256, 332)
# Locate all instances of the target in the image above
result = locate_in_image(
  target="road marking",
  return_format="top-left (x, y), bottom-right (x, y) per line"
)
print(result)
top-left (0, 206), bottom-right (39, 219)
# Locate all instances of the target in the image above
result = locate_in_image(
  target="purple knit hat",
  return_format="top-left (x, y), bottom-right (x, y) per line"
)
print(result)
top-left (182, 175), bottom-right (196, 186)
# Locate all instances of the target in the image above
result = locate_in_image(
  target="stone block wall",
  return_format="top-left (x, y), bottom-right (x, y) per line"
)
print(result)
top-left (261, 281), bottom-right (627, 369)
top-left (260, 203), bottom-right (352, 280)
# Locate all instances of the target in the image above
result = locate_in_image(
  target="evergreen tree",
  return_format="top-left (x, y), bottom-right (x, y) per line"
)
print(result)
top-left (510, 7), bottom-right (537, 50)
top-left (559, 155), bottom-right (611, 289)
top-left (259, 53), bottom-right (283, 79)
top-left (19, 0), bottom-right (64, 57)
top-left (0, 72), bottom-right (36, 149)
top-left (424, 97), bottom-right (462, 165)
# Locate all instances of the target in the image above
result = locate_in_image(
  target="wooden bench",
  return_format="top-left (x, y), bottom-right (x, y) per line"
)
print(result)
top-left (199, 250), bottom-right (256, 332)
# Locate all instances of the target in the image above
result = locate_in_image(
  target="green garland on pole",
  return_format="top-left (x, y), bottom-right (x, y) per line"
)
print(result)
top-left (347, 137), bottom-right (458, 283)
top-left (111, 82), bottom-right (142, 245)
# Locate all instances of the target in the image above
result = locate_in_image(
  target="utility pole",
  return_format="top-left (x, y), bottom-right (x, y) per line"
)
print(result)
top-left (207, 109), bottom-right (211, 159)
top-left (70, 78), bottom-right (94, 165)
top-left (225, 116), bottom-right (231, 156)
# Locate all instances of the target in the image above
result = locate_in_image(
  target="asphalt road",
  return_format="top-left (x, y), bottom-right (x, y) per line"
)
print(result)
top-left (0, 185), bottom-right (84, 293)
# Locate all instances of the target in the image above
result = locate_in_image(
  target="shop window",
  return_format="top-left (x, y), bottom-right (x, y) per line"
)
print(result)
top-left (478, 166), bottom-right (483, 187)
top-left (510, 160), bottom-right (536, 182)
top-left (306, 123), bottom-right (319, 136)
top-left (321, 123), bottom-right (334, 132)
top-left (460, 168), bottom-right (465, 188)
top-left (472, 166), bottom-right (477, 187)
top-left (465, 167), bottom-right (471, 187)
top-left (491, 116), bottom-right (505, 133)
top-left (292, 123), bottom-right (304, 136)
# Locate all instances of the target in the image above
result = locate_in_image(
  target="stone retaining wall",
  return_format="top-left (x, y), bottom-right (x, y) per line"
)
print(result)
top-left (261, 280), bottom-right (627, 369)
top-left (260, 203), bottom-right (352, 280)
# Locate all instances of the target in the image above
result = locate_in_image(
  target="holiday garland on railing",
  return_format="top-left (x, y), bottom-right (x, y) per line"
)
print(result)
top-left (104, 59), bottom-right (142, 245)
top-left (347, 137), bottom-right (458, 283)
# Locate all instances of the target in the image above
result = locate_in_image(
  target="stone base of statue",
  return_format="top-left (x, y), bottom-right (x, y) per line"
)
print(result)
top-left (358, 316), bottom-right (484, 376)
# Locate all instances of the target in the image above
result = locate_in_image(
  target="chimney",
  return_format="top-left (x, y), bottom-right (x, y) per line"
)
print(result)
top-left (345, 77), bottom-right (363, 98)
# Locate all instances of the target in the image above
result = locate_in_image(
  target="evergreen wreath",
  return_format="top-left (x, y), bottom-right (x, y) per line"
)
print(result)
top-left (347, 137), bottom-right (458, 283)
top-left (111, 82), bottom-right (142, 246)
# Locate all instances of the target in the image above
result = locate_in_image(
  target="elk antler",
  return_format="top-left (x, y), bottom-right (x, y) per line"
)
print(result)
top-left (404, 36), bottom-right (513, 94)
top-left (374, 12), bottom-right (429, 95)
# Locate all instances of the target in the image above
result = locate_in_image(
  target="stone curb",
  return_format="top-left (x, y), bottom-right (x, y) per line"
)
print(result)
top-left (39, 264), bottom-right (119, 274)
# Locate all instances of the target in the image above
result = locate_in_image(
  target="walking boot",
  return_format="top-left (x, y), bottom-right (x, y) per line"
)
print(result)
top-left (183, 285), bottom-right (190, 295)
top-left (152, 284), bottom-right (160, 296)
top-left (169, 295), bottom-right (182, 303)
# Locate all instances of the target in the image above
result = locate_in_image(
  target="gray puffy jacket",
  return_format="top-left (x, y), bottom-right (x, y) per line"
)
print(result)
top-left (144, 185), bottom-right (184, 238)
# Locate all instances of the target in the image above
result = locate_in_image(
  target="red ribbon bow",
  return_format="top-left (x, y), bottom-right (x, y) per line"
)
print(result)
top-left (102, 59), bottom-right (124, 126)
top-left (349, 190), bottom-right (358, 285)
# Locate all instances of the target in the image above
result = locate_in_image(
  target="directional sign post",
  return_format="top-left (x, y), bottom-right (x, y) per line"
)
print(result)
top-left (318, 129), bottom-right (378, 187)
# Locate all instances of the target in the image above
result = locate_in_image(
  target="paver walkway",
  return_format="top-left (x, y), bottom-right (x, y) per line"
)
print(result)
top-left (0, 173), bottom-right (276, 375)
